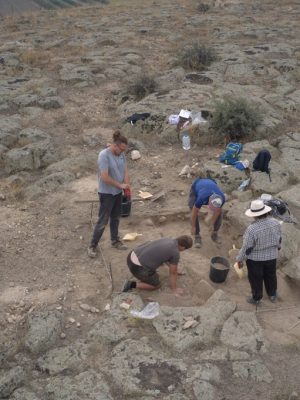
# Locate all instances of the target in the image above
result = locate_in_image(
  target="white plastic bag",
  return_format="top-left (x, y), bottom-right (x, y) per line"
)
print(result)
top-left (130, 302), bottom-right (160, 319)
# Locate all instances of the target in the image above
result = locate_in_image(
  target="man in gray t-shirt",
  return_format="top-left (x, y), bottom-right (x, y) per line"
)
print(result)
top-left (88, 131), bottom-right (130, 258)
top-left (123, 236), bottom-right (193, 296)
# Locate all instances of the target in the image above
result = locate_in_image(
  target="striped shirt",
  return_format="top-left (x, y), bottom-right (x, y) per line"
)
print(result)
top-left (236, 217), bottom-right (282, 262)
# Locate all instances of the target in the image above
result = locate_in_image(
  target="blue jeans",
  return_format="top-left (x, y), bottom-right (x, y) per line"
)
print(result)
top-left (188, 188), bottom-right (222, 235)
top-left (91, 192), bottom-right (122, 247)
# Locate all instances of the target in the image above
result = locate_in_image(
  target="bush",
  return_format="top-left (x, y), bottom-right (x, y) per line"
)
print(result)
top-left (210, 98), bottom-right (262, 140)
top-left (126, 74), bottom-right (157, 101)
top-left (178, 44), bottom-right (217, 71)
top-left (197, 3), bottom-right (210, 12)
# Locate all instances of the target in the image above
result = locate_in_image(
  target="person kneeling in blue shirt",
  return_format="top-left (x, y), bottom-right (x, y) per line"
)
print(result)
top-left (188, 178), bottom-right (225, 248)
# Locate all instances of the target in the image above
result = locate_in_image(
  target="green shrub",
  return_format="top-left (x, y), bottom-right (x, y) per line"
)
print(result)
top-left (210, 98), bottom-right (262, 140)
top-left (197, 3), bottom-right (210, 12)
top-left (126, 74), bottom-right (157, 101)
top-left (178, 44), bottom-right (217, 71)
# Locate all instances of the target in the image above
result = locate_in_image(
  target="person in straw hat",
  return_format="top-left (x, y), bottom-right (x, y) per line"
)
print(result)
top-left (236, 199), bottom-right (282, 305)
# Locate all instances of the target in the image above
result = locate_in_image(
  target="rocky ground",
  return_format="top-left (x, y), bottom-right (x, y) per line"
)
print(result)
top-left (0, 0), bottom-right (300, 399)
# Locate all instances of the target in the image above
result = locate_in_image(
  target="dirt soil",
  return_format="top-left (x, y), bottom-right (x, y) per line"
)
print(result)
top-left (0, 0), bottom-right (300, 397)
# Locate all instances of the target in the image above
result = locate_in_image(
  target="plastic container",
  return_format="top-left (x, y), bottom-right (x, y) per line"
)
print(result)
top-left (130, 302), bottom-right (160, 319)
top-left (209, 256), bottom-right (230, 283)
top-left (260, 193), bottom-right (273, 201)
top-left (121, 196), bottom-right (131, 217)
top-left (182, 132), bottom-right (191, 150)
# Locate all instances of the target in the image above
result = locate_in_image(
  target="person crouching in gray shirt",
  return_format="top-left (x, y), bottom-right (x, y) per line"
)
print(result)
top-left (88, 130), bottom-right (130, 258)
top-left (122, 236), bottom-right (193, 296)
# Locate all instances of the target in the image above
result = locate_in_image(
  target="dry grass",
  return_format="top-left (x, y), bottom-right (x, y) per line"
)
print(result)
top-left (19, 49), bottom-right (51, 66)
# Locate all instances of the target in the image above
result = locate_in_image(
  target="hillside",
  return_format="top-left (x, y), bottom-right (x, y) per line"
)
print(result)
top-left (0, 0), bottom-right (300, 399)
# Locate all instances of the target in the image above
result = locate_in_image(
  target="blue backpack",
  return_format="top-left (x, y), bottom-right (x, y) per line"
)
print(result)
top-left (219, 142), bottom-right (243, 165)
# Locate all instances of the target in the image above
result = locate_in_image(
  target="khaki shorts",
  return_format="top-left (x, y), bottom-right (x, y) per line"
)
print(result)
top-left (127, 252), bottom-right (160, 287)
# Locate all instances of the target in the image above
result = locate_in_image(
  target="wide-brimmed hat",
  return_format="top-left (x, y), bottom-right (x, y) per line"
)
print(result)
top-left (245, 199), bottom-right (272, 217)
top-left (179, 109), bottom-right (191, 119)
top-left (208, 194), bottom-right (223, 212)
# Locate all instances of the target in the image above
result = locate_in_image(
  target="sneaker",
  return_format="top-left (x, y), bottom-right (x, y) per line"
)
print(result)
top-left (87, 246), bottom-right (97, 258)
top-left (194, 235), bottom-right (202, 248)
top-left (211, 232), bottom-right (221, 244)
top-left (122, 280), bottom-right (133, 292)
top-left (269, 295), bottom-right (277, 303)
top-left (247, 296), bottom-right (261, 305)
top-left (112, 240), bottom-right (128, 250)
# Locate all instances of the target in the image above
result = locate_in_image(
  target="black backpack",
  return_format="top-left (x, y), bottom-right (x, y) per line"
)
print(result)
top-left (253, 150), bottom-right (272, 181)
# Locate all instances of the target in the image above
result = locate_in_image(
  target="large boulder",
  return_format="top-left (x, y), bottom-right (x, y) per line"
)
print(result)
top-left (279, 223), bottom-right (300, 265)
top-left (36, 341), bottom-right (90, 375)
top-left (282, 255), bottom-right (300, 281)
top-left (197, 160), bottom-right (247, 193)
top-left (17, 128), bottom-right (50, 146)
top-left (24, 311), bottom-right (64, 354)
top-left (152, 290), bottom-right (236, 352)
top-left (277, 132), bottom-right (300, 175)
top-left (10, 387), bottom-right (41, 400)
top-left (45, 370), bottom-right (112, 400)
top-left (0, 115), bottom-right (21, 147)
top-left (232, 360), bottom-right (273, 383)
top-left (4, 140), bottom-right (59, 173)
top-left (220, 311), bottom-right (268, 353)
top-left (24, 171), bottom-right (75, 199)
top-left (0, 366), bottom-right (25, 398)
top-left (250, 161), bottom-right (290, 195)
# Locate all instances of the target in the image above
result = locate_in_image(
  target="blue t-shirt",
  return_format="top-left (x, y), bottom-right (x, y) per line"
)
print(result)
top-left (97, 148), bottom-right (126, 195)
top-left (191, 178), bottom-right (225, 209)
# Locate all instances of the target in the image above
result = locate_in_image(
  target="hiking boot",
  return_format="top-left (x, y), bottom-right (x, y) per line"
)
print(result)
top-left (247, 296), bottom-right (261, 306)
top-left (87, 246), bottom-right (97, 258)
top-left (194, 235), bottom-right (202, 248)
top-left (112, 240), bottom-right (128, 250)
top-left (211, 231), bottom-right (222, 244)
top-left (269, 295), bottom-right (277, 303)
top-left (122, 280), bottom-right (133, 292)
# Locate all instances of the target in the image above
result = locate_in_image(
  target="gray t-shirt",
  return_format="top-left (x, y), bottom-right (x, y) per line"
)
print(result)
top-left (97, 148), bottom-right (127, 195)
top-left (135, 238), bottom-right (180, 271)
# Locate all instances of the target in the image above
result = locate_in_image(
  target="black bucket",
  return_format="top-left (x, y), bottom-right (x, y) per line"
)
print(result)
top-left (209, 256), bottom-right (230, 283)
top-left (121, 196), bottom-right (132, 217)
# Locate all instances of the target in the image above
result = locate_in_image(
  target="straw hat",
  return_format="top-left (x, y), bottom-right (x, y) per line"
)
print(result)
top-left (245, 199), bottom-right (272, 217)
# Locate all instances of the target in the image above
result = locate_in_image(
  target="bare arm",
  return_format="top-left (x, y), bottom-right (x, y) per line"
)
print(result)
top-left (124, 166), bottom-right (130, 185)
top-left (100, 170), bottom-right (129, 190)
top-left (169, 264), bottom-right (178, 290)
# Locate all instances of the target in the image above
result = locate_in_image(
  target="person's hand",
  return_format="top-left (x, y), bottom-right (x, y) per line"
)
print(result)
top-left (173, 287), bottom-right (184, 296)
top-left (237, 261), bottom-right (243, 269)
top-left (120, 183), bottom-right (130, 190)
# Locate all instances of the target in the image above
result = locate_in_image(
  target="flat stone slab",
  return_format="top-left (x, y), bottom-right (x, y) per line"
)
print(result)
top-left (232, 360), bottom-right (273, 383)
top-left (220, 311), bottom-right (268, 353)
top-left (152, 290), bottom-right (236, 352)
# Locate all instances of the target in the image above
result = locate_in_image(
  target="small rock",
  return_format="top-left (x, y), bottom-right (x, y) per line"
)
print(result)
top-left (90, 307), bottom-right (100, 313)
top-left (0, 193), bottom-right (6, 201)
top-left (158, 216), bottom-right (167, 223)
top-left (19, 300), bottom-right (25, 307)
top-left (76, 322), bottom-right (81, 328)
top-left (120, 302), bottom-right (130, 310)
top-left (104, 303), bottom-right (111, 311)
top-left (80, 303), bottom-right (92, 311)
top-left (145, 218), bottom-right (154, 226)
top-left (79, 236), bottom-right (83, 240)
top-left (68, 317), bottom-right (75, 324)
top-left (131, 150), bottom-right (141, 160)
top-left (60, 332), bottom-right (66, 339)
top-left (179, 164), bottom-right (191, 176)
top-left (183, 320), bottom-right (198, 330)
top-left (56, 306), bottom-right (62, 310)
